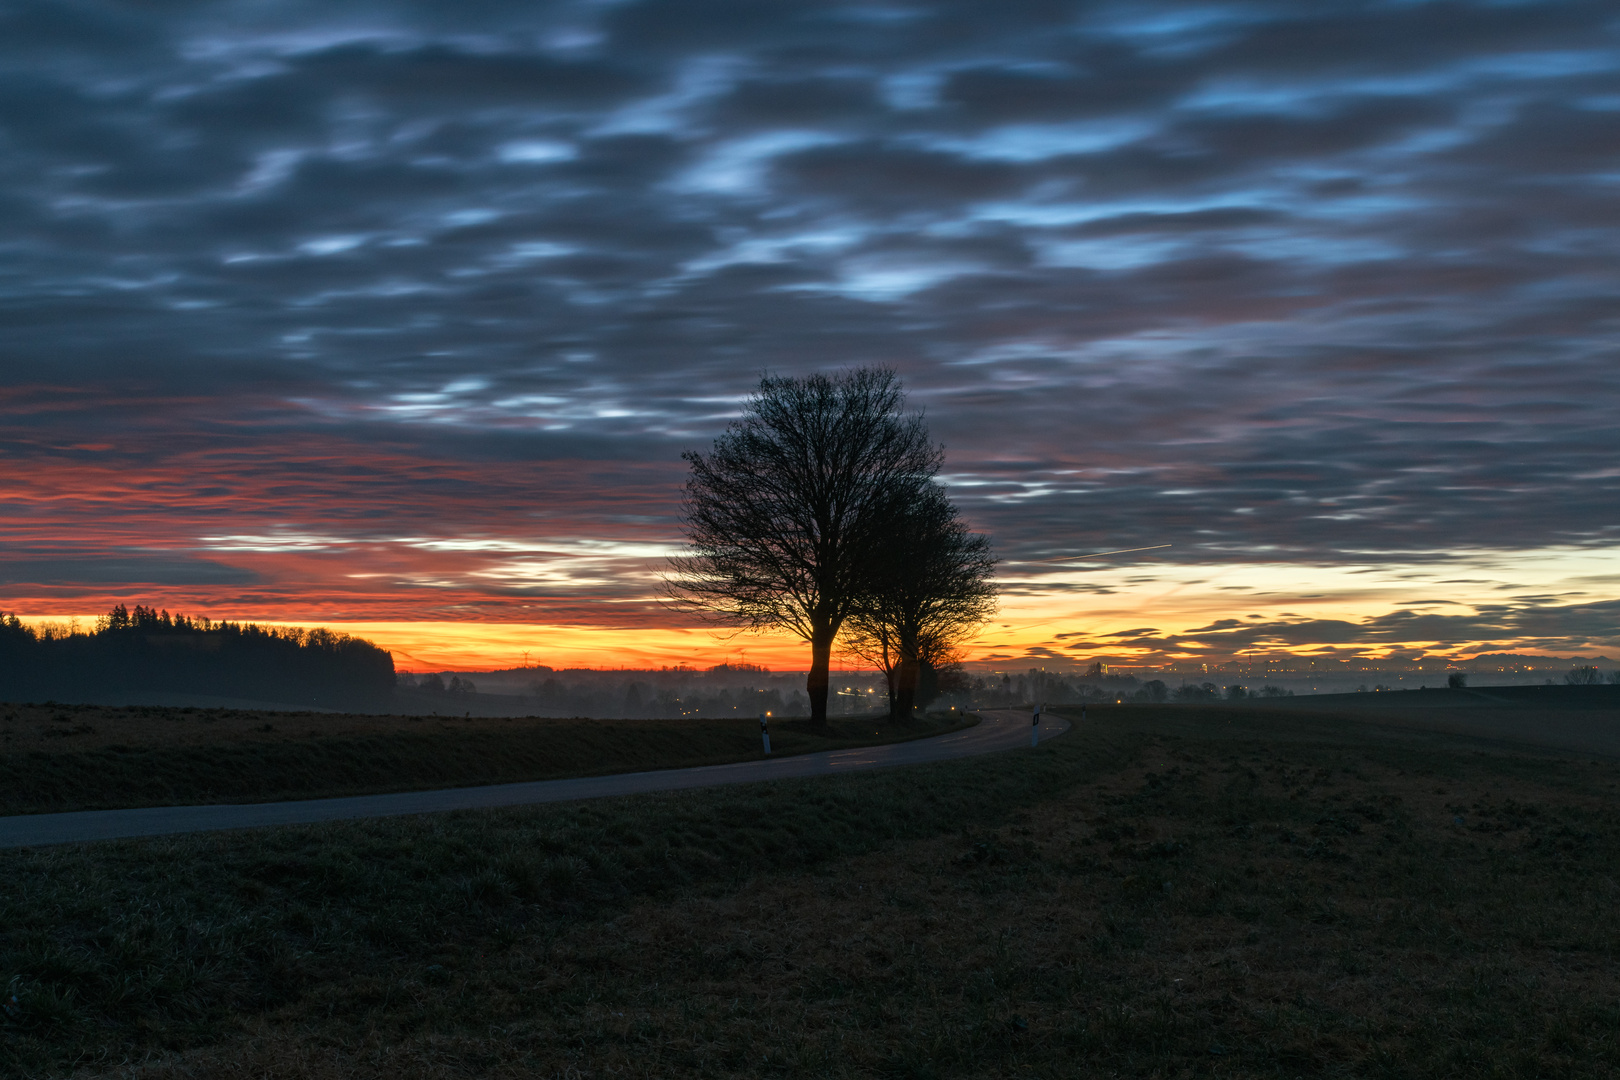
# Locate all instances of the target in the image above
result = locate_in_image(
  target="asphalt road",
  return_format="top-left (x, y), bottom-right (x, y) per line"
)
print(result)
top-left (0, 708), bottom-right (1069, 849)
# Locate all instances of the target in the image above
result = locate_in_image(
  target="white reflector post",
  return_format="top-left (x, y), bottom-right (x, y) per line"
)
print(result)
top-left (1031, 702), bottom-right (1041, 747)
top-left (760, 712), bottom-right (771, 755)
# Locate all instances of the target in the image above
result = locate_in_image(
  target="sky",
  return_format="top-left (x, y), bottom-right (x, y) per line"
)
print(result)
top-left (2, 0), bottom-right (1618, 672)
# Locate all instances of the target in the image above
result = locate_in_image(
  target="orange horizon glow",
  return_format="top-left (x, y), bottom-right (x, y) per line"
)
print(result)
top-left (11, 614), bottom-right (850, 673)
top-left (7, 611), bottom-right (1458, 673)
top-left (16, 542), bottom-right (1619, 673)
top-left (10, 610), bottom-right (1600, 674)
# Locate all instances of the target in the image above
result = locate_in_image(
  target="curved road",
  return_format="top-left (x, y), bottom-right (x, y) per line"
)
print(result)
top-left (0, 709), bottom-right (1069, 848)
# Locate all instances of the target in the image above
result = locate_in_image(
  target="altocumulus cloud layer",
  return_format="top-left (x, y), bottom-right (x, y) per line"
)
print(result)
top-left (1, 0), bottom-right (1617, 661)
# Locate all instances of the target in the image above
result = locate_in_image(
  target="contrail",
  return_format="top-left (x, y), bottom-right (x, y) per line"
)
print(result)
top-left (1038, 544), bottom-right (1171, 564)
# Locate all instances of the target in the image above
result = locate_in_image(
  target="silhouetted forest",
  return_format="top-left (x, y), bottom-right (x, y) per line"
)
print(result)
top-left (0, 605), bottom-right (395, 710)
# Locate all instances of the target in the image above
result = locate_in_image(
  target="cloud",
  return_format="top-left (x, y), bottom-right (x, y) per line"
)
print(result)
top-left (0, 0), bottom-right (1616, 660)
top-left (1059, 599), bottom-right (1620, 661)
top-left (0, 555), bottom-right (260, 587)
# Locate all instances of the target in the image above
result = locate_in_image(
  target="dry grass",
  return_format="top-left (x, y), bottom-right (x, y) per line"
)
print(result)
top-left (0, 703), bottom-right (969, 815)
top-left (0, 701), bottom-right (509, 754)
top-left (5, 706), bottom-right (1619, 1077)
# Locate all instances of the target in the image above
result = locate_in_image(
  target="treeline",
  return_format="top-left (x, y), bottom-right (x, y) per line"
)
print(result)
top-left (967, 668), bottom-right (1295, 707)
top-left (0, 605), bottom-right (396, 710)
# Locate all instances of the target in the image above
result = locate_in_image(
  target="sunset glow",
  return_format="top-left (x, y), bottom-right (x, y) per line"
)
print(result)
top-left (15, 542), bottom-right (1618, 672)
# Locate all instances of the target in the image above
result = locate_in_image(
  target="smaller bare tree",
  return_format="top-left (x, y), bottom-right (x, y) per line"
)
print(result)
top-left (842, 482), bottom-right (996, 719)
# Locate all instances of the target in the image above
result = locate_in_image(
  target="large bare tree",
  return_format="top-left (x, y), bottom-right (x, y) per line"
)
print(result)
top-left (842, 482), bottom-right (996, 718)
top-left (668, 368), bottom-right (940, 726)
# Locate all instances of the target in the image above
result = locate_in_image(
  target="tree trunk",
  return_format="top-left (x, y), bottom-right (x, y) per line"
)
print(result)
top-left (807, 628), bottom-right (834, 727)
top-left (893, 655), bottom-right (919, 721)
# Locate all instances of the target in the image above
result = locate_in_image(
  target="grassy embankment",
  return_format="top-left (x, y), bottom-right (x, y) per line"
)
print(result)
top-left (5, 703), bottom-right (1620, 1077)
top-left (0, 703), bottom-right (971, 816)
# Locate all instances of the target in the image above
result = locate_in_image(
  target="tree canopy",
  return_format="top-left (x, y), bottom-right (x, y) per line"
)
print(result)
top-left (669, 367), bottom-right (992, 725)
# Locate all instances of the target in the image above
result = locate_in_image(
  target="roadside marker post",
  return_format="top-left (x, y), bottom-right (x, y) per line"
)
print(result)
top-left (1031, 703), bottom-right (1042, 747)
top-left (760, 713), bottom-right (771, 756)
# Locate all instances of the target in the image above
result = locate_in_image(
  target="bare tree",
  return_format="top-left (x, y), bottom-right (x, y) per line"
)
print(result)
top-left (843, 612), bottom-right (904, 716)
top-left (842, 482), bottom-right (996, 719)
top-left (668, 368), bottom-right (940, 726)
top-left (1566, 665), bottom-right (1601, 685)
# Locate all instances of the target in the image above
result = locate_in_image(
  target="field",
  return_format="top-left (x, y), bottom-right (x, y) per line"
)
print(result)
top-left (3, 703), bottom-right (1620, 1077)
top-left (1249, 684), bottom-right (1620, 757)
top-left (0, 703), bottom-right (969, 816)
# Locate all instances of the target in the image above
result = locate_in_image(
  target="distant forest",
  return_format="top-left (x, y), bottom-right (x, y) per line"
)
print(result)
top-left (0, 605), bottom-right (395, 710)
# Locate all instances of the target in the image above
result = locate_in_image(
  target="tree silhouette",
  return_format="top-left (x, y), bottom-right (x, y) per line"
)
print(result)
top-left (1566, 665), bottom-right (1601, 685)
top-left (842, 482), bottom-right (996, 718)
top-left (0, 605), bottom-right (394, 708)
top-left (669, 368), bottom-right (940, 726)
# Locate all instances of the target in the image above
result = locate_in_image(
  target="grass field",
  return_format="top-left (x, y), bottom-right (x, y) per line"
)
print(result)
top-left (3, 703), bottom-right (1619, 1077)
top-left (0, 703), bottom-right (970, 815)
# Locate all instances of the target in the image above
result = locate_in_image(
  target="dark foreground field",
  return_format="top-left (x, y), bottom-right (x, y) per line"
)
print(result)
top-left (4, 704), bottom-right (1619, 1077)
top-left (0, 705), bottom-right (967, 815)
